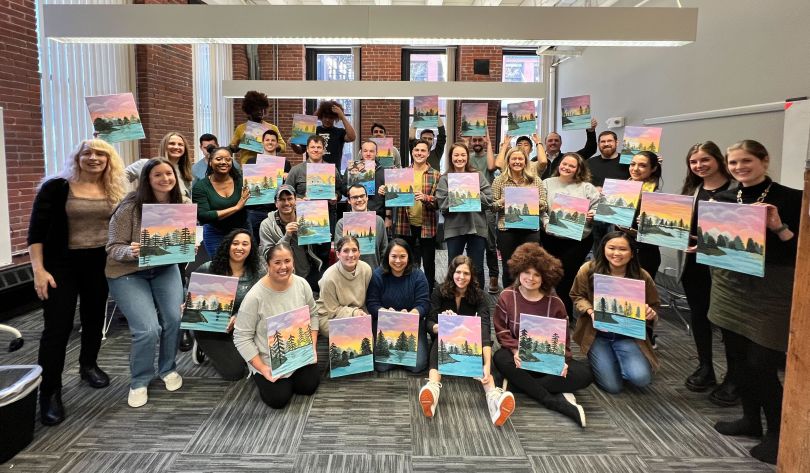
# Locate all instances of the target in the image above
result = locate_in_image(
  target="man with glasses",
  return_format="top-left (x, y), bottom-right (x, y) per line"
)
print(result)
top-left (334, 184), bottom-right (387, 268)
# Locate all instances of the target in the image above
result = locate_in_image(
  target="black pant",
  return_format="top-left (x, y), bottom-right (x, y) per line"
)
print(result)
top-left (399, 225), bottom-right (436, 293)
top-left (543, 233), bottom-right (594, 320)
top-left (636, 241), bottom-right (661, 280)
top-left (681, 256), bottom-right (713, 365)
top-left (485, 210), bottom-right (499, 279)
top-left (493, 348), bottom-right (593, 402)
top-left (497, 229), bottom-right (541, 288)
top-left (251, 363), bottom-right (320, 409)
top-left (38, 247), bottom-right (109, 394)
top-left (720, 329), bottom-right (784, 434)
top-left (194, 331), bottom-right (247, 381)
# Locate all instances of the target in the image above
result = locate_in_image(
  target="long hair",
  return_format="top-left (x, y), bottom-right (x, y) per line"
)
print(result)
top-left (380, 238), bottom-right (414, 275)
top-left (158, 132), bottom-right (193, 184)
top-left (589, 231), bottom-right (643, 284)
top-left (632, 151), bottom-right (662, 189)
top-left (133, 158), bottom-right (184, 211)
top-left (438, 255), bottom-right (483, 305)
top-left (552, 152), bottom-right (592, 184)
top-left (210, 228), bottom-right (262, 278)
top-left (501, 148), bottom-right (537, 182)
top-left (680, 141), bottom-right (733, 195)
top-left (43, 139), bottom-right (127, 205)
top-left (445, 142), bottom-right (476, 173)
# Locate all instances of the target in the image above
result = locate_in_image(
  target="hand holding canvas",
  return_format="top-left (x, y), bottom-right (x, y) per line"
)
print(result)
top-left (129, 242), bottom-right (141, 258)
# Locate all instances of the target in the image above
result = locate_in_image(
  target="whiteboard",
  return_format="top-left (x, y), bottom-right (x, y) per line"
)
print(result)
top-left (781, 98), bottom-right (810, 189)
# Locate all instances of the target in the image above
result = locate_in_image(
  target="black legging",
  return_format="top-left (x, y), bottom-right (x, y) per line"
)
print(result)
top-left (497, 229), bottom-right (541, 288)
top-left (194, 331), bottom-right (247, 381)
top-left (636, 241), bottom-right (660, 280)
top-left (493, 348), bottom-right (593, 402)
top-left (251, 363), bottom-right (320, 409)
top-left (681, 255), bottom-right (713, 366)
top-left (542, 232), bottom-right (594, 320)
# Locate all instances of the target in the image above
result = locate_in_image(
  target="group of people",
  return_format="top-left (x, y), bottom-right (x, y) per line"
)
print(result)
top-left (27, 91), bottom-right (800, 464)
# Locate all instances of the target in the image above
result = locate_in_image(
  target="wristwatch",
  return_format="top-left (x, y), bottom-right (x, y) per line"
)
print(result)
top-left (772, 223), bottom-right (789, 234)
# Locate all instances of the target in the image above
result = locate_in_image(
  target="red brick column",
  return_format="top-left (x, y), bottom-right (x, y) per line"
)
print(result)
top-left (455, 46), bottom-right (503, 144)
top-left (360, 46), bottom-right (402, 148)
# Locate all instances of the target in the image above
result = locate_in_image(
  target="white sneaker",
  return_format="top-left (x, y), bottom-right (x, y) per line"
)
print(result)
top-left (562, 392), bottom-right (577, 405)
top-left (486, 387), bottom-right (516, 426)
top-left (418, 380), bottom-right (442, 417)
top-left (128, 387), bottom-right (148, 408)
top-left (161, 371), bottom-right (183, 391)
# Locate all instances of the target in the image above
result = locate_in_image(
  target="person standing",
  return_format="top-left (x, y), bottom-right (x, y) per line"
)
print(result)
top-left (540, 118), bottom-right (598, 179)
top-left (409, 116), bottom-right (446, 171)
top-left (334, 184), bottom-right (387, 268)
top-left (466, 133), bottom-right (500, 294)
top-left (230, 90), bottom-right (287, 164)
top-left (126, 131), bottom-right (194, 199)
top-left (291, 101), bottom-right (356, 169)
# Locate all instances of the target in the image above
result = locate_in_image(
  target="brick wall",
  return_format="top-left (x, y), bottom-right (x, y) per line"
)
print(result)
top-left (455, 46), bottom-right (503, 145)
top-left (360, 46), bottom-right (401, 149)
top-left (1, 0), bottom-right (44, 256)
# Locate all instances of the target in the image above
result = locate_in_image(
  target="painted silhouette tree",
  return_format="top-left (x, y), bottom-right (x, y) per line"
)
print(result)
top-left (287, 334), bottom-right (297, 353)
top-left (375, 330), bottom-right (390, 357)
top-left (329, 342), bottom-right (340, 362)
top-left (270, 330), bottom-right (287, 369)
top-left (407, 333), bottom-right (417, 352)
top-left (360, 337), bottom-right (373, 356)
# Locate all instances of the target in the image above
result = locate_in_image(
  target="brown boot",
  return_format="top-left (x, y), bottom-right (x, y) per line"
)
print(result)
top-left (488, 276), bottom-right (499, 294)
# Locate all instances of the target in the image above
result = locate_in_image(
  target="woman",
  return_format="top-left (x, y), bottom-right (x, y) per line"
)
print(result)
top-left (28, 139), bottom-right (126, 425)
top-left (678, 142), bottom-right (734, 399)
top-left (126, 132), bottom-right (194, 198)
top-left (192, 146), bottom-right (250, 257)
top-left (435, 142), bottom-right (493, 289)
top-left (493, 243), bottom-right (592, 427)
top-left (106, 158), bottom-right (186, 408)
top-left (390, 139), bottom-right (440, 293)
top-left (315, 236), bottom-right (373, 337)
top-left (491, 147), bottom-right (548, 288)
top-left (366, 239), bottom-right (430, 373)
top-left (571, 231), bottom-right (660, 394)
top-left (542, 152), bottom-right (601, 320)
top-left (192, 229), bottom-right (265, 380)
top-left (709, 140), bottom-right (801, 465)
top-left (230, 90), bottom-right (287, 164)
top-left (419, 256), bottom-right (515, 426)
top-left (233, 243), bottom-right (320, 409)
top-left (626, 151), bottom-right (663, 279)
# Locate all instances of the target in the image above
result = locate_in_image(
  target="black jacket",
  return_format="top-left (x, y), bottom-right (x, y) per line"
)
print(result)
top-left (539, 129), bottom-right (597, 179)
top-left (427, 287), bottom-right (492, 346)
top-left (27, 178), bottom-right (72, 265)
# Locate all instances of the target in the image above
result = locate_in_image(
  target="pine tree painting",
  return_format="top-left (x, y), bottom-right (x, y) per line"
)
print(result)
top-left (328, 315), bottom-right (375, 378)
top-left (696, 200), bottom-right (766, 277)
top-left (374, 310), bottom-right (420, 367)
top-left (265, 306), bottom-right (315, 378)
top-left (593, 274), bottom-right (647, 339)
top-left (517, 313), bottom-right (568, 376)
top-left (181, 272), bottom-right (239, 332)
top-left (437, 314), bottom-right (483, 378)
top-left (139, 204), bottom-right (197, 267)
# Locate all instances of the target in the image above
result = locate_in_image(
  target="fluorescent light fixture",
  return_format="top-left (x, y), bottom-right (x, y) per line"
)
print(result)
top-left (43, 5), bottom-right (697, 47)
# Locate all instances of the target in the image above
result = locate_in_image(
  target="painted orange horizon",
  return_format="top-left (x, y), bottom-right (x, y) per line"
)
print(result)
top-left (698, 202), bottom-right (766, 244)
top-left (551, 194), bottom-right (589, 214)
top-left (624, 127), bottom-right (662, 147)
top-left (330, 333), bottom-right (365, 352)
top-left (639, 192), bottom-right (693, 224)
top-left (190, 293), bottom-right (235, 306)
top-left (143, 224), bottom-right (191, 235)
top-left (603, 180), bottom-right (642, 206)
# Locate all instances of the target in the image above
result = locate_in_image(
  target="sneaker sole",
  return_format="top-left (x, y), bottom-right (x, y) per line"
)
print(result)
top-left (419, 389), bottom-right (435, 418)
top-left (493, 395), bottom-right (515, 426)
top-left (575, 403), bottom-right (587, 428)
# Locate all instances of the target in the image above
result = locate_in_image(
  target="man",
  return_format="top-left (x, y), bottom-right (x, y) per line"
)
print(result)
top-left (291, 101), bottom-right (356, 169)
top-left (495, 134), bottom-right (545, 176)
top-left (369, 122), bottom-right (402, 168)
top-left (244, 129), bottom-right (292, 245)
top-left (334, 184), bottom-right (387, 268)
top-left (540, 117), bottom-right (599, 179)
top-left (229, 90), bottom-right (287, 164)
top-left (192, 133), bottom-right (219, 184)
top-left (586, 130), bottom-right (629, 189)
top-left (409, 116), bottom-right (446, 171)
top-left (466, 133), bottom-right (500, 294)
top-left (259, 184), bottom-right (323, 293)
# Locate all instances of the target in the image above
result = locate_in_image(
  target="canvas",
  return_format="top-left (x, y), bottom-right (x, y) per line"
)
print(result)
top-left (239, 121), bottom-right (268, 153)
top-left (139, 204), bottom-right (197, 267)
top-left (460, 103), bottom-right (488, 137)
top-left (518, 314), bottom-right (567, 376)
top-left (506, 101), bottom-right (537, 137)
top-left (328, 316), bottom-right (375, 378)
top-left (696, 201), bottom-right (766, 277)
top-left (504, 186), bottom-right (540, 230)
top-left (306, 163), bottom-right (336, 200)
top-left (594, 179), bottom-right (643, 227)
top-left (342, 211), bottom-right (377, 255)
top-left (243, 156), bottom-right (285, 206)
top-left (384, 168), bottom-right (416, 207)
top-left (181, 273), bottom-right (239, 333)
top-left (593, 274), bottom-right (647, 340)
top-left (371, 137), bottom-right (395, 168)
top-left (413, 95), bottom-right (439, 128)
top-left (346, 159), bottom-right (376, 195)
top-left (374, 310), bottom-right (420, 367)
top-left (637, 192), bottom-right (694, 251)
top-left (85, 92), bottom-right (145, 143)
top-left (620, 126), bottom-right (663, 164)
top-left (266, 306), bottom-right (316, 378)
top-left (546, 194), bottom-right (590, 241)
top-left (437, 314), bottom-right (484, 378)
top-left (560, 95), bottom-right (591, 131)
top-left (296, 200), bottom-right (332, 245)
top-left (291, 114), bottom-right (318, 145)
top-left (447, 173), bottom-right (481, 212)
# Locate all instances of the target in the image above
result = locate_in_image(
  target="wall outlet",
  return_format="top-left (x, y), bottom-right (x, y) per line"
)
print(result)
top-left (606, 116), bottom-right (625, 128)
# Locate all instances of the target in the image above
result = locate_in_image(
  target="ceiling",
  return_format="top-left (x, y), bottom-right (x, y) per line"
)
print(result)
top-left (204, 0), bottom-right (664, 7)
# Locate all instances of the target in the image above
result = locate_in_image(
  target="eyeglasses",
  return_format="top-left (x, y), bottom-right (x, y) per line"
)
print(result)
top-left (349, 194), bottom-right (367, 200)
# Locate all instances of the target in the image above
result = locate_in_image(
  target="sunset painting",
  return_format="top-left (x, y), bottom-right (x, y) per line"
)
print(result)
top-left (329, 316), bottom-right (374, 378)
top-left (593, 274), bottom-right (647, 339)
top-left (594, 179), bottom-right (643, 227)
top-left (384, 168), bottom-right (415, 207)
top-left (238, 121), bottom-right (268, 153)
top-left (447, 172), bottom-right (481, 212)
top-left (413, 95), bottom-right (439, 128)
top-left (291, 114), bottom-right (317, 145)
top-left (181, 272), bottom-right (239, 333)
top-left (560, 95), bottom-right (591, 131)
top-left (506, 101), bottom-right (537, 137)
top-left (243, 156), bottom-right (285, 205)
top-left (637, 192), bottom-right (695, 250)
top-left (374, 310), bottom-right (420, 367)
top-left (139, 204), bottom-right (197, 267)
top-left (266, 306), bottom-right (315, 378)
top-left (296, 200), bottom-right (331, 245)
top-left (620, 126), bottom-right (663, 164)
top-left (306, 162), bottom-right (336, 200)
top-left (518, 313), bottom-right (567, 376)
top-left (504, 186), bottom-right (540, 230)
top-left (460, 102), bottom-right (488, 137)
top-left (85, 92), bottom-right (145, 143)
top-left (438, 314), bottom-right (483, 378)
top-left (371, 137), bottom-right (395, 168)
top-left (341, 211), bottom-right (377, 255)
top-left (546, 193), bottom-right (590, 241)
top-left (696, 201), bottom-right (766, 277)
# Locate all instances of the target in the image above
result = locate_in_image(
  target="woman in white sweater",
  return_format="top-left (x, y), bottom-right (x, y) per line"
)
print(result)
top-left (316, 236), bottom-right (372, 337)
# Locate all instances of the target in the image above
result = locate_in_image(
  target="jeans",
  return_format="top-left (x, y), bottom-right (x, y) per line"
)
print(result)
top-left (588, 333), bottom-right (652, 393)
top-left (445, 234), bottom-right (486, 290)
top-left (108, 264), bottom-right (183, 389)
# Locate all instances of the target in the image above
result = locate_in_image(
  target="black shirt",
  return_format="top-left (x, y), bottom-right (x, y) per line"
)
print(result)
top-left (586, 154), bottom-right (630, 187)
top-left (317, 126), bottom-right (347, 168)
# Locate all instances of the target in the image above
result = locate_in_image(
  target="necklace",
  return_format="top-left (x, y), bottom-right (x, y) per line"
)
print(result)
top-left (737, 182), bottom-right (771, 204)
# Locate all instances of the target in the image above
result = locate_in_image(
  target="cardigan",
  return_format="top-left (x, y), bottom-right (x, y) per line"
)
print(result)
top-left (427, 287), bottom-right (492, 346)
top-left (28, 178), bottom-right (78, 265)
top-left (435, 172), bottom-right (493, 240)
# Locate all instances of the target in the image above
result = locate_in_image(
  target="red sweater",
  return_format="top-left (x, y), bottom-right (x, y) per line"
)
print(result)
top-left (493, 288), bottom-right (572, 359)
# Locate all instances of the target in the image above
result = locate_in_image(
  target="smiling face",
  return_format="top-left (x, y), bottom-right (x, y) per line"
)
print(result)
top-left (165, 134), bottom-right (186, 162)
top-left (77, 146), bottom-right (109, 177)
top-left (516, 139), bottom-right (532, 155)
top-left (629, 154), bottom-right (654, 181)
top-left (452, 263), bottom-right (472, 292)
top-left (599, 134), bottom-right (617, 157)
top-left (450, 146), bottom-right (468, 172)
top-left (348, 187), bottom-right (368, 212)
top-left (276, 192), bottom-right (296, 217)
top-left (149, 163), bottom-right (177, 198)
top-left (307, 140), bottom-right (324, 162)
top-left (557, 155), bottom-right (579, 179)
top-left (338, 240), bottom-right (360, 272)
top-left (371, 126), bottom-right (386, 138)
top-left (471, 137), bottom-right (485, 153)
top-left (262, 134), bottom-right (278, 154)
top-left (420, 131), bottom-right (435, 148)
top-left (726, 149), bottom-right (768, 186)
top-left (229, 232), bottom-right (252, 265)
top-left (519, 267), bottom-right (542, 292)
top-left (688, 149), bottom-right (721, 180)
top-left (604, 237), bottom-right (633, 272)
top-left (210, 149), bottom-right (233, 176)
top-left (360, 142), bottom-right (377, 161)
top-left (412, 143), bottom-right (429, 165)
top-left (545, 133), bottom-right (562, 154)
top-left (507, 150), bottom-right (526, 175)
top-left (388, 244), bottom-right (409, 277)
top-left (267, 247), bottom-right (294, 283)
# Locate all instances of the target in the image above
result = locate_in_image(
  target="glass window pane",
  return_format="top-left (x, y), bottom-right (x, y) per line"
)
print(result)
top-left (407, 53), bottom-right (448, 161)
top-left (501, 54), bottom-right (542, 83)
top-left (312, 52), bottom-right (354, 170)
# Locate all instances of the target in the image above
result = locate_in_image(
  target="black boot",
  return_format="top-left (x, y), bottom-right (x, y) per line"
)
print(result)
top-left (709, 376), bottom-right (740, 407)
top-left (714, 395), bottom-right (762, 437)
top-left (80, 365), bottom-right (110, 388)
top-left (685, 364), bottom-right (716, 392)
top-left (40, 389), bottom-right (65, 426)
top-left (749, 431), bottom-right (779, 464)
top-left (543, 393), bottom-right (586, 428)
top-left (179, 329), bottom-right (193, 352)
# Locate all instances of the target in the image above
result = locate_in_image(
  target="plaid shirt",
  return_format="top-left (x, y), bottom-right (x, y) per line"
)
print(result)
top-left (394, 165), bottom-right (440, 238)
top-left (491, 171), bottom-right (548, 230)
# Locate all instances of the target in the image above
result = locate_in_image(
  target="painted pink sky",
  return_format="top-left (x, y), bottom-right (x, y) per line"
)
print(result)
top-left (698, 201), bottom-right (766, 244)
top-left (508, 101), bottom-right (535, 118)
top-left (293, 114), bottom-right (317, 127)
top-left (377, 310), bottom-right (419, 337)
top-left (343, 211), bottom-right (376, 233)
top-left (551, 194), bottom-right (590, 214)
top-left (266, 306), bottom-right (311, 340)
top-left (639, 192), bottom-right (694, 222)
top-left (448, 173), bottom-right (480, 193)
top-left (623, 126), bottom-right (662, 147)
top-left (594, 274), bottom-right (645, 306)
top-left (141, 204), bottom-right (196, 233)
top-left (504, 187), bottom-right (539, 213)
top-left (371, 138), bottom-right (393, 157)
top-left (188, 273), bottom-right (238, 301)
top-left (415, 96), bottom-right (438, 113)
top-left (603, 179), bottom-right (642, 206)
top-left (85, 93), bottom-right (140, 121)
top-left (243, 160), bottom-right (284, 182)
top-left (329, 316), bottom-right (373, 352)
top-left (519, 314), bottom-right (567, 345)
top-left (297, 200), bottom-right (329, 222)
top-left (561, 95), bottom-right (590, 111)
top-left (438, 314), bottom-right (481, 347)
top-left (256, 155), bottom-right (285, 165)
top-left (462, 103), bottom-right (487, 122)
top-left (385, 168), bottom-right (414, 187)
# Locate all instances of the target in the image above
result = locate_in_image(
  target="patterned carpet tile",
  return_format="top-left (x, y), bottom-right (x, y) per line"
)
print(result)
top-left (411, 455), bottom-right (534, 473)
top-left (529, 454), bottom-right (648, 473)
top-left (169, 453), bottom-right (296, 473)
top-left (50, 451), bottom-right (179, 473)
top-left (294, 453), bottom-right (412, 473)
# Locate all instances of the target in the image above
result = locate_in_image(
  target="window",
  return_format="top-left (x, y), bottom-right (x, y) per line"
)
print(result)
top-left (193, 43), bottom-right (233, 153)
top-left (499, 52), bottom-right (544, 158)
top-left (306, 49), bottom-right (355, 171)
top-left (401, 50), bottom-right (449, 169)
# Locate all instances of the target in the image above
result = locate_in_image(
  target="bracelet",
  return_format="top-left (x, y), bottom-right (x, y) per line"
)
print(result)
top-left (771, 223), bottom-right (789, 234)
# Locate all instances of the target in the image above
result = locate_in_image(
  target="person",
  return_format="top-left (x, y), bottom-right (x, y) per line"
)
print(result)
top-left (106, 158), bottom-right (187, 408)
top-left (366, 239), bottom-right (430, 373)
top-left (233, 243), bottom-right (320, 409)
top-left (192, 133), bottom-right (219, 184)
top-left (678, 142), bottom-right (733, 397)
top-left (491, 147), bottom-right (548, 288)
top-left (27, 139), bottom-right (126, 425)
top-left (315, 235), bottom-right (372, 337)
top-left (126, 131), bottom-right (194, 198)
top-left (230, 90), bottom-right (287, 164)
top-left (191, 229), bottom-right (265, 380)
top-left (435, 142), bottom-right (493, 289)
top-left (465, 132), bottom-right (500, 294)
top-left (418, 255), bottom-right (516, 426)
top-left (586, 130), bottom-right (630, 255)
top-left (493, 243), bottom-right (592, 427)
top-left (334, 184), bottom-right (386, 268)
top-left (259, 184), bottom-right (324, 293)
top-left (541, 153), bottom-right (600, 319)
top-left (409, 116), bottom-right (446, 171)
top-left (192, 146), bottom-right (250, 257)
top-left (291, 100), bottom-right (356, 169)
top-left (570, 231), bottom-right (660, 394)
top-left (369, 122), bottom-right (402, 167)
top-left (540, 118), bottom-right (599, 179)
top-left (244, 129), bottom-right (291, 246)
top-left (350, 140), bottom-right (389, 224)
top-left (709, 140), bottom-right (801, 465)
top-left (624, 150), bottom-right (663, 280)
top-left (496, 134), bottom-right (546, 176)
